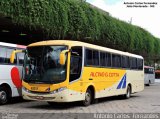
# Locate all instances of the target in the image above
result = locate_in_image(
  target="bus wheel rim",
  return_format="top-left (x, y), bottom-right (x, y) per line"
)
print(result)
top-left (0, 91), bottom-right (7, 102)
top-left (127, 87), bottom-right (130, 98)
top-left (85, 92), bottom-right (91, 104)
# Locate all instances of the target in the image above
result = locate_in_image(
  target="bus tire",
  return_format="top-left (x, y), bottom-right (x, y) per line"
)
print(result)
top-left (0, 87), bottom-right (10, 105)
top-left (124, 85), bottom-right (131, 99)
top-left (82, 88), bottom-right (93, 106)
top-left (146, 80), bottom-right (151, 86)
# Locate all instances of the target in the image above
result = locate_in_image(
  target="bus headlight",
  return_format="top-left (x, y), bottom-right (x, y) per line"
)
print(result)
top-left (22, 87), bottom-right (31, 93)
top-left (50, 87), bottom-right (67, 94)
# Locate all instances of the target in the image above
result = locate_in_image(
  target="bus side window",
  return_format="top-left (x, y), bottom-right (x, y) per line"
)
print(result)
top-left (69, 46), bottom-right (82, 82)
top-left (130, 58), bottom-right (137, 70)
top-left (17, 52), bottom-right (25, 65)
top-left (137, 59), bottom-right (143, 70)
top-left (149, 68), bottom-right (154, 74)
top-left (92, 50), bottom-right (99, 66)
top-left (86, 49), bottom-right (92, 65)
top-left (100, 52), bottom-right (111, 67)
top-left (100, 52), bottom-right (106, 66)
top-left (144, 68), bottom-right (148, 73)
top-left (0, 47), bottom-right (6, 63)
top-left (6, 48), bottom-right (17, 64)
top-left (106, 53), bottom-right (111, 67)
top-left (112, 54), bottom-right (121, 68)
top-left (122, 56), bottom-right (130, 69)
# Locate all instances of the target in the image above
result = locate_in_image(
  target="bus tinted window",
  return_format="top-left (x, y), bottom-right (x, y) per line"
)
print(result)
top-left (112, 54), bottom-right (121, 68)
top-left (137, 59), bottom-right (143, 70)
top-left (130, 58), bottom-right (137, 69)
top-left (100, 52), bottom-right (106, 66)
top-left (100, 52), bottom-right (111, 67)
top-left (122, 56), bottom-right (130, 68)
top-left (86, 49), bottom-right (92, 65)
top-left (0, 47), bottom-right (6, 63)
top-left (145, 68), bottom-right (154, 74)
top-left (106, 53), bottom-right (111, 67)
top-left (70, 46), bottom-right (82, 82)
top-left (93, 50), bottom-right (99, 66)
top-left (6, 48), bottom-right (16, 64)
top-left (0, 47), bottom-right (17, 64)
top-left (17, 52), bottom-right (25, 65)
top-left (86, 49), bottom-right (99, 66)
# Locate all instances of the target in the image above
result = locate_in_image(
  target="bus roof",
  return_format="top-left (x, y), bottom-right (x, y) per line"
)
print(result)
top-left (0, 42), bottom-right (26, 49)
top-left (28, 40), bottom-right (143, 59)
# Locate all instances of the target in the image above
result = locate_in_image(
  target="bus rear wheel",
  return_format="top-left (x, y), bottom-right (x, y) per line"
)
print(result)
top-left (0, 87), bottom-right (9, 105)
top-left (124, 85), bottom-right (131, 99)
top-left (82, 89), bottom-right (92, 106)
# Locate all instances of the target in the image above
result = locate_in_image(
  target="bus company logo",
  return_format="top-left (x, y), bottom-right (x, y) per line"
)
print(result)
top-left (117, 74), bottom-right (126, 89)
top-left (10, 67), bottom-right (22, 88)
top-left (90, 72), bottom-right (119, 78)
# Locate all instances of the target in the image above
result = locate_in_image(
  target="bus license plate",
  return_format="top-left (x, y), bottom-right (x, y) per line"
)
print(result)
top-left (31, 87), bottom-right (38, 91)
top-left (35, 96), bottom-right (44, 100)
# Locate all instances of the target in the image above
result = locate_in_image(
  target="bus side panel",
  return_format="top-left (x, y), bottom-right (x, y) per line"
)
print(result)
top-left (144, 73), bottom-right (155, 84)
top-left (144, 74), bottom-right (149, 84)
top-left (78, 67), bottom-right (127, 99)
top-left (151, 73), bottom-right (155, 84)
top-left (68, 67), bottom-right (144, 100)
top-left (0, 65), bottom-right (23, 97)
top-left (127, 70), bottom-right (144, 93)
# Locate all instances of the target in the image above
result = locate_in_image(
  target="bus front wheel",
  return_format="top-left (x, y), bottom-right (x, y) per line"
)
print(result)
top-left (0, 87), bottom-right (9, 105)
top-left (82, 88), bottom-right (93, 106)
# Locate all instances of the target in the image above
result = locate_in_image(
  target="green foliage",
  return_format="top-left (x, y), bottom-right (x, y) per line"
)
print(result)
top-left (0, 0), bottom-right (160, 60)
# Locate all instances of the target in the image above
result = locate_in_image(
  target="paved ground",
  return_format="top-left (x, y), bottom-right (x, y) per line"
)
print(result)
top-left (0, 82), bottom-right (160, 114)
top-left (155, 79), bottom-right (160, 83)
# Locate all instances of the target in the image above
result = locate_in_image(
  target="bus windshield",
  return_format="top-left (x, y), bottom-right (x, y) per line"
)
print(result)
top-left (144, 67), bottom-right (154, 74)
top-left (24, 45), bottom-right (67, 84)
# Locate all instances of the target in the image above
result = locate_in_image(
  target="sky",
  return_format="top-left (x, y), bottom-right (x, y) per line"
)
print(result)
top-left (86, 0), bottom-right (160, 38)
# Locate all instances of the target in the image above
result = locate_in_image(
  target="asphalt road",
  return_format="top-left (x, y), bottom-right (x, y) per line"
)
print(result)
top-left (0, 82), bottom-right (160, 119)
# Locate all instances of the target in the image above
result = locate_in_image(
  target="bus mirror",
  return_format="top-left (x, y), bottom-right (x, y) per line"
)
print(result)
top-left (10, 50), bottom-right (23, 63)
top-left (60, 50), bottom-right (69, 65)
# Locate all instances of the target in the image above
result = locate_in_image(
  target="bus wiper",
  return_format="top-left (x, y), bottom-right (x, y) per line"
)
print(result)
top-left (72, 51), bottom-right (79, 56)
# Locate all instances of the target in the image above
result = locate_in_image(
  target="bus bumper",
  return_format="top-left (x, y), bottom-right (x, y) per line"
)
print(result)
top-left (22, 88), bottom-right (85, 102)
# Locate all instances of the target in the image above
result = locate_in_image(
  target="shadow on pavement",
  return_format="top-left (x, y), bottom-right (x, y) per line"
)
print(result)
top-left (8, 97), bottom-right (31, 105)
top-left (25, 101), bottom-right (82, 110)
top-left (25, 95), bottom-right (140, 110)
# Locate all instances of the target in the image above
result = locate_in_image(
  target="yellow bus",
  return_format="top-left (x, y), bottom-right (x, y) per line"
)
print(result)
top-left (11, 40), bottom-right (144, 106)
